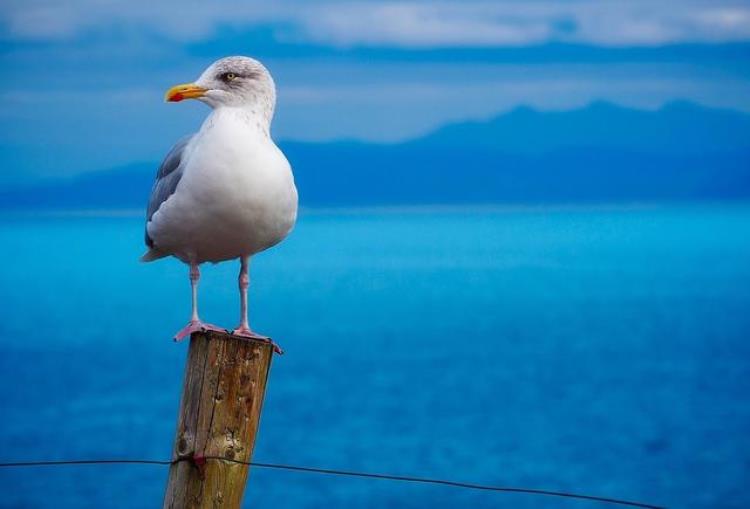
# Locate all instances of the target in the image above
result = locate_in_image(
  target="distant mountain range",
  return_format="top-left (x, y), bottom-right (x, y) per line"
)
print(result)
top-left (3, 101), bottom-right (749, 210)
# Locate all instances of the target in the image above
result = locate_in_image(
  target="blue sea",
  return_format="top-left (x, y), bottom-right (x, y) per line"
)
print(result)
top-left (1, 205), bottom-right (749, 508)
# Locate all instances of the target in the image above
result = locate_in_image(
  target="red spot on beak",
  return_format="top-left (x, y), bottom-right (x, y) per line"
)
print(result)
top-left (169, 93), bottom-right (185, 102)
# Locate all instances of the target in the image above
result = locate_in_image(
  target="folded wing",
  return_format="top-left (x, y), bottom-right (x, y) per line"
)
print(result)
top-left (145, 134), bottom-right (194, 248)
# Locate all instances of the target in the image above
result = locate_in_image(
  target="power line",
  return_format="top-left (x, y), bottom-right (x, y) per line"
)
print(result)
top-left (0, 459), bottom-right (172, 467)
top-left (0, 457), bottom-right (664, 509)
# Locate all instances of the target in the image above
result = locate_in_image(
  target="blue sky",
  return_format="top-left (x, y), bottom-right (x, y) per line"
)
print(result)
top-left (1, 0), bottom-right (749, 183)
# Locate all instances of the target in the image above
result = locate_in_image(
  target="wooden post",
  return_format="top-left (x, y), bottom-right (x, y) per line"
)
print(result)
top-left (163, 330), bottom-right (274, 509)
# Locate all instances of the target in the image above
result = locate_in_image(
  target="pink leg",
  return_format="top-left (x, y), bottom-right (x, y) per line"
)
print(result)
top-left (174, 263), bottom-right (223, 341)
top-left (231, 257), bottom-right (283, 353)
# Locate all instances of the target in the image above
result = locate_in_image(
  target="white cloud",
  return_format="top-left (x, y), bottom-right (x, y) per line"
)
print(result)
top-left (1, 0), bottom-right (279, 41)
top-left (301, 3), bottom-right (556, 47)
top-left (2, 0), bottom-right (750, 47)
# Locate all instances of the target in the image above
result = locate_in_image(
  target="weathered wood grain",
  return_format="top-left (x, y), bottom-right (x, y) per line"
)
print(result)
top-left (163, 330), bottom-right (274, 509)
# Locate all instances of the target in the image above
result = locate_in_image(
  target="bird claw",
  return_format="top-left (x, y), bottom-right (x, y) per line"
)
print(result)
top-left (230, 326), bottom-right (284, 354)
top-left (174, 320), bottom-right (225, 342)
top-left (230, 325), bottom-right (269, 340)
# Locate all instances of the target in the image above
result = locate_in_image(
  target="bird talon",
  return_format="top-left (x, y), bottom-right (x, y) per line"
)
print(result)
top-left (230, 327), bottom-right (283, 354)
top-left (173, 320), bottom-right (223, 341)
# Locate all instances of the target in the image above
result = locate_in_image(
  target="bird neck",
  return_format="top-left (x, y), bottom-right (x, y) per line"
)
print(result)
top-left (207, 102), bottom-right (275, 138)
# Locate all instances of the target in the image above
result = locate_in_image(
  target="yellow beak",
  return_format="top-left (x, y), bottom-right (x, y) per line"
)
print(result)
top-left (164, 83), bottom-right (207, 102)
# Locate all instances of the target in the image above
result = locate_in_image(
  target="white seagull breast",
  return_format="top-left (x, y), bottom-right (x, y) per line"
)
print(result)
top-left (146, 107), bottom-right (298, 264)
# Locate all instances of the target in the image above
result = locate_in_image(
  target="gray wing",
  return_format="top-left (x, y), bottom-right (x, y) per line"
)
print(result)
top-left (145, 134), bottom-right (194, 247)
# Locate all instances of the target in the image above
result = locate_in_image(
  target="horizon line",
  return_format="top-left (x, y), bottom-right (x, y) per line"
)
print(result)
top-left (3, 201), bottom-right (750, 220)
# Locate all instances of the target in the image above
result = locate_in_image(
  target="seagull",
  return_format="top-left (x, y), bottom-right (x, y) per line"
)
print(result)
top-left (142, 56), bottom-right (298, 347)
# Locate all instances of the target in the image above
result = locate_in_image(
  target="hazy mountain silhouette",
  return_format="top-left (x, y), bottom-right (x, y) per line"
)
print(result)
top-left (415, 101), bottom-right (750, 154)
top-left (3, 101), bottom-right (749, 210)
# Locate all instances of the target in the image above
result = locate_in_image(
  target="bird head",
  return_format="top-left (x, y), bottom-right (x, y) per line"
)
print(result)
top-left (165, 56), bottom-right (276, 111)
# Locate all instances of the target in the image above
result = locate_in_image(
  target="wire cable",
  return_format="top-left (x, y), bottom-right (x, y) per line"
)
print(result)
top-left (0, 459), bottom-right (172, 467)
top-left (0, 457), bottom-right (664, 508)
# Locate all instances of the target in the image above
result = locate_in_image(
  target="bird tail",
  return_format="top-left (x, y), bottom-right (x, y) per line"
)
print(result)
top-left (140, 248), bottom-right (169, 262)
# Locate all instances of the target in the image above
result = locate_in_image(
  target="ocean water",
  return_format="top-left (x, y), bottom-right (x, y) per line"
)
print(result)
top-left (0, 205), bottom-right (749, 508)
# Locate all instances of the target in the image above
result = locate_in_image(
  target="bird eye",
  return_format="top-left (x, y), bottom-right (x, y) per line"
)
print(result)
top-left (221, 72), bottom-right (238, 82)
